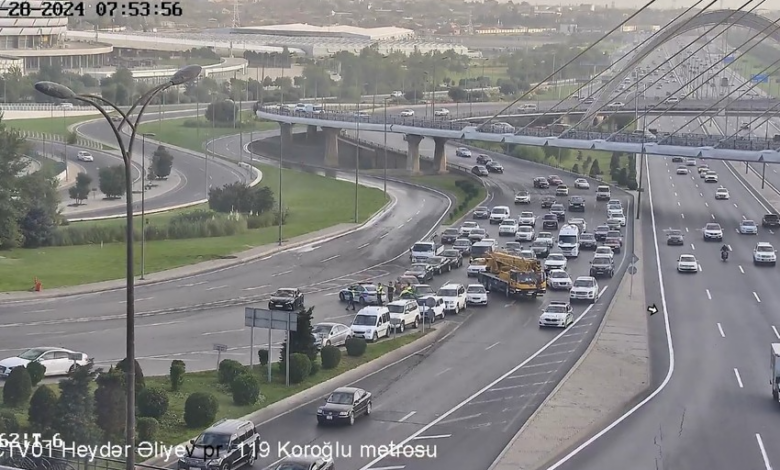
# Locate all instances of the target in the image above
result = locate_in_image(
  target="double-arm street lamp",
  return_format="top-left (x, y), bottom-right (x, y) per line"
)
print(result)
top-left (34, 64), bottom-right (202, 470)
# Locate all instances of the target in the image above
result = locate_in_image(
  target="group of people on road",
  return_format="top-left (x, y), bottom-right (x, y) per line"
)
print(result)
top-left (342, 279), bottom-right (421, 311)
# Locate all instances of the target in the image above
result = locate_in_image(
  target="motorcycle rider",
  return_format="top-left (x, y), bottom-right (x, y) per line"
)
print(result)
top-left (721, 244), bottom-right (729, 259)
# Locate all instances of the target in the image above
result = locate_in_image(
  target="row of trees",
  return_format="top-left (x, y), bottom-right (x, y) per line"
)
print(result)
top-left (68, 146), bottom-right (174, 205)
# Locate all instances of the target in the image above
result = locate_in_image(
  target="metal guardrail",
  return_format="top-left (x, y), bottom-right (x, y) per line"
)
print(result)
top-left (1, 103), bottom-right (95, 112)
top-left (20, 131), bottom-right (103, 150)
top-left (259, 106), bottom-right (780, 152)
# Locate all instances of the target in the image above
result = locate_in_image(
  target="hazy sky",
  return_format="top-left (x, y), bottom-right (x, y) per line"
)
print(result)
top-left (499, 0), bottom-right (774, 10)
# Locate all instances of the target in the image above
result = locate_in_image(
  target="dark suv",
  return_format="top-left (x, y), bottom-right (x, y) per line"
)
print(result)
top-left (542, 214), bottom-right (559, 230)
top-left (590, 256), bottom-right (615, 277)
top-left (568, 196), bottom-right (585, 212)
top-left (178, 419), bottom-right (259, 470)
top-left (762, 214), bottom-right (780, 228)
top-left (534, 177), bottom-right (550, 189)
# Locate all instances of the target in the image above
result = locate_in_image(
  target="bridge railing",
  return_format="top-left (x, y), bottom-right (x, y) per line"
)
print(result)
top-left (19, 130), bottom-right (104, 150)
top-left (258, 106), bottom-right (780, 152)
top-left (1, 103), bottom-right (95, 112)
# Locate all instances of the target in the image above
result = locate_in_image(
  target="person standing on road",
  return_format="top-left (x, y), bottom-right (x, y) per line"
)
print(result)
top-left (377, 283), bottom-right (385, 305)
top-left (387, 282), bottom-right (395, 303)
top-left (345, 287), bottom-right (357, 311)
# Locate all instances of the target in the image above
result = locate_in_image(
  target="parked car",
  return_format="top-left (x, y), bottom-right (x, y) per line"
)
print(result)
top-left (312, 323), bottom-right (353, 349)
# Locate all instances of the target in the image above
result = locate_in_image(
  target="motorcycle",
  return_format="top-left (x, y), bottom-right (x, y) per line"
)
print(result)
top-left (721, 250), bottom-right (729, 261)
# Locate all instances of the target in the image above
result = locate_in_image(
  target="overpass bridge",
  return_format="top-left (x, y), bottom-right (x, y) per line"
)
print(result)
top-left (256, 103), bottom-right (780, 174)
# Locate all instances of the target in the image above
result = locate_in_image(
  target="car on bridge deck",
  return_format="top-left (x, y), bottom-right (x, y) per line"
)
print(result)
top-left (677, 254), bottom-right (699, 273)
top-left (753, 242), bottom-right (777, 266)
top-left (399, 109), bottom-right (415, 117)
top-left (704, 171), bottom-right (719, 183)
top-left (472, 165), bottom-right (489, 177)
top-left (486, 160), bottom-right (504, 173)
top-left (434, 108), bottom-right (451, 117)
top-left (456, 147), bottom-right (472, 158)
top-left (715, 187), bottom-right (730, 199)
top-left (666, 229), bottom-right (685, 245)
top-left (477, 154), bottom-right (492, 165)
top-left (762, 214), bottom-right (780, 229)
top-left (702, 223), bottom-right (724, 241)
top-left (676, 166), bottom-right (689, 175)
top-left (740, 220), bottom-right (759, 235)
top-left (533, 176), bottom-right (550, 189)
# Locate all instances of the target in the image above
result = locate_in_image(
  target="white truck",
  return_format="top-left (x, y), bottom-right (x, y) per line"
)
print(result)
top-left (557, 224), bottom-right (580, 258)
top-left (410, 241), bottom-right (444, 263)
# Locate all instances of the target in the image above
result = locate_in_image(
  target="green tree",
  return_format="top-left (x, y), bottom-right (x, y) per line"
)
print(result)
top-left (609, 152), bottom-right (621, 172)
top-left (279, 307), bottom-right (318, 366)
top-left (589, 159), bottom-right (602, 177)
top-left (3, 366), bottom-right (32, 407)
top-left (53, 361), bottom-right (101, 445)
top-left (205, 100), bottom-right (238, 123)
top-left (208, 182), bottom-right (275, 215)
top-left (447, 87), bottom-right (467, 102)
top-left (498, 81), bottom-right (518, 95)
top-left (94, 366), bottom-right (125, 442)
top-left (68, 172), bottom-right (92, 205)
top-left (151, 145), bottom-right (174, 179)
top-left (115, 357), bottom-right (146, 395)
top-left (28, 385), bottom-right (57, 435)
top-left (98, 165), bottom-right (126, 199)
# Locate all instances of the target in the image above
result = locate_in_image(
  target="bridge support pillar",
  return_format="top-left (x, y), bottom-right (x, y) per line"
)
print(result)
top-left (323, 128), bottom-right (340, 167)
top-left (306, 125), bottom-right (318, 141)
top-left (406, 135), bottom-right (423, 173)
top-left (280, 123), bottom-right (293, 150)
top-left (433, 137), bottom-right (448, 173)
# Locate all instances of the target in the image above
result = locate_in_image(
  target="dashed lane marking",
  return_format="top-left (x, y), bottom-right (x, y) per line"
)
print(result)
top-left (717, 323), bottom-right (725, 338)
top-left (754, 292), bottom-right (762, 303)
top-left (398, 411), bottom-right (416, 422)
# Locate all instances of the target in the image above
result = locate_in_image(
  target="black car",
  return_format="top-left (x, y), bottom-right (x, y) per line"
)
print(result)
top-left (579, 233), bottom-right (598, 250)
top-left (317, 387), bottom-right (372, 426)
top-left (666, 229), bottom-right (684, 245)
top-left (594, 225), bottom-right (610, 241)
top-left (271, 457), bottom-right (334, 470)
top-left (473, 206), bottom-right (490, 219)
top-left (531, 240), bottom-right (550, 258)
top-left (590, 256), bottom-right (615, 277)
top-left (486, 161), bottom-right (504, 173)
top-left (405, 263), bottom-right (434, 282)
top-left (178, 419), bottom-right (259, 470)
top-left (268, 288), bottom-right (305, 310)
top-left (425, 256), bottom-right (452, 274)
top-left (476, 154), bottom-right (492, 165)
top-left (542, 214), bottom-right (559, 230)
top-left (452, 238), bottom-right (472, 255)
top-left (568, 196), bottom-right (585, 212)
top-left (541, 196), bottom-right (556, 209)
top-left (440, 248), bottom-right (464, 268)
top-left (762, 213), bottom-right (780, 228)
top-left (671, 156), bottom-right (684, 163)
top-left (440, 228), bottom-right (460, 244)
top-left (472, 165), bottom-right (489, 176)
top-left (533, 177), bottom-right (550, 189)
top-left (550, 204), bottom-right (566, 221)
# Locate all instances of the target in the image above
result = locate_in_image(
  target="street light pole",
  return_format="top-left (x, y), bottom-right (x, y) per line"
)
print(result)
top-left (140, 132), bottom-right (155, 280)
top-left (383, 97), bottom-right (389, 195)
top-left (355, 99), bottom-right (360, 223)
top-left (34, 65), bottom-right (202, 470)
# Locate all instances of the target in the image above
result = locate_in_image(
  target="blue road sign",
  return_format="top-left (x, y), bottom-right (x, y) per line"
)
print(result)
top-left (723, 56), bottom-right (735, 64)
top-left (752, 74), bottom-right (769, 83)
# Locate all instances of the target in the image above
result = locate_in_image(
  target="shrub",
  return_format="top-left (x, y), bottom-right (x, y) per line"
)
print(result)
top-left (320, 346), bottom-right (342, 370)
top-left (137, 387), bottom-right (170, 419)
top-left (257, 349), bottom-right (269, 366)
top-left (137, 417), bottom-right (159, 442)
top-left (3, 367), bottom-right (32, 407)
top-left (231, 373), bottom-right (261, 406)
top-left (309, 360), bottom-right (320, 376)
top-left (28, 385), bottom-right (57, 432)
top-left (627, 177), bottom-right (639, 191)
top-left (345, 337), bottom-right (367, 357)
top-left (288, 353), bottom-right (311, 384)
top-left (218, 359), bottom-right (245, 384)
top-left (170, 360), bottom-right (186, 391)
top-left (26, 361), bottom-right (46, 386)
top-left (0, 411), bottom-right (19, 433)
top-left (116, 358), bottom-right (145, 393)
top-left (184, 392), bottom-right (219, 428)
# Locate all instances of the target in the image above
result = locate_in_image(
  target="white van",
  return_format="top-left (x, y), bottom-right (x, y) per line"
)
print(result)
top-left (557, 224), bottom-right (580, 258)
top-left (350, 307), bottom-right (391, 342)
top-left (385, 300), bottom-right (421, 333)
top-left (596, 185), bottom-right (611, 201)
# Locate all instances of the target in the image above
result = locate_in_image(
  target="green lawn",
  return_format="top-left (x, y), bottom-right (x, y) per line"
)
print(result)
top-left (407, 173), bottom-right (486, 224)
top-left (0, 331), bottom-right (427, 447)
top-left (138, 113), bottom-right (277, 152)
top-left (532, 84), bottom-right (582, 101)
top-left (7, 115), bottom-right (97, 137)
top-left (729, 53), bottom-right (780, 98)
top-left (0, 163), bottom-right (388, 292)
top-left (443, 65), bottom-right (510, 86)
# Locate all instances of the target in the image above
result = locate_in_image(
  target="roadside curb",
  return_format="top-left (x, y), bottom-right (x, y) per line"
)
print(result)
top-left (142, 323), bottom-right (454, 467)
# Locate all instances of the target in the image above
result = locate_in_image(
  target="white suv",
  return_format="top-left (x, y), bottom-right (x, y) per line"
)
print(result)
top-left (518, 211), bottom-right (536, 227)
top-left (76, 150), bottom-right (94, 162)
top-left (385, 300), bottom-right (422, 332)
top-left (437, 283), bottom-right (467, 314)
top-left (489, 206), bottom-right (511, 224)
top-left (465, 284), bottom-right (489, 306)
top-left (539, 301), bottom-right (574, 328)
top-left (569, 276), bottom-right (600, 303)
top-left (498, 219), bottom-right (519, 236)
top-left (753, 242), bottom-right (777, 266)
top-left (703, 223), bottom-right (723, 241)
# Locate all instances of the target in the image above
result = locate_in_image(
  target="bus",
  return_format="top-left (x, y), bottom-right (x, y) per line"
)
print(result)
top-left (557, 224), bottom-right (580, 258)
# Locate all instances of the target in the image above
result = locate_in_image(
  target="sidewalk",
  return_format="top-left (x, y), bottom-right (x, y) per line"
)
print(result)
top-left (490, 215), bottom-right (650, 470)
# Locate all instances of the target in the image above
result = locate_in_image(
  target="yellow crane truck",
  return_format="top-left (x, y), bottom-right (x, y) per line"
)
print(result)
top-left (477, 251), bottom-right (547, 299)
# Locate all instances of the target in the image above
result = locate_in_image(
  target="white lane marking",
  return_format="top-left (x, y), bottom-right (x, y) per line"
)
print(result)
top-left (727, 244), bottom-right (732, 251)
top-left (739, 265), bottom-right (745, 274)
top-left (180, 281), bottom-right (207, 288)
top-left (723, 163), bottom-right (772, 212)
top-left (398, 411), bottom-right (416, 423)
top-left (697, 265), bottom-right (702, 272)
top-left (773, 326), bottom-right (780, 340)
top-left (379, 233), bottom-right (389, 239)
top-left (700, 192), bottom-right (703, 197)
top-left (734, 368), bottom-right (744, 388)
top-left (413, 435), bottom-right (451, 441)
top-left (734, 203), bottom-right (738, 208)
top-left (25, 330), bottom-right (64, 336)
top-left (542, 140), bottom-right (675, 470)
top-left (434, 367), bottom-right (452, 377)
top-left (28, 309), bottom-right (52, 314)
top-left (485, 341), bottom-right (500, 351)
top-left (704, 202), bottom-right (709, 208)
top-left (119, 297), bottom-right (153, 304)
top-left (754, 292), bottom-right (762, 303)
top-left (681, 213), bottom-right (685, 219)
top-left (717, 323), bottom-right (725, 338)
top-left (202, 328), bottom-right (244, 336)
top-left (705, 289), bottom-right (711, 300)
top-left (368, 467), bottom-right (406, 470)
top-left (677, 201), bottom-right (681, 206)
top-left (358, 242), bottom-right (370, 249)
top-left (398, 223), bottom-right (406, 229)
top-left (691, 243), bottom-right (695, 251)
top-left (406, 217), bottom-right (414, 223)
top-left (685, 227), bottom-right (689, 233)
top-left (757, 434), bottom-right (774, 470)
top-left (321, 255), bottom-right (340, 263)
top-left (711, 214), bottom-right (716, 220)
top-left (206, 285), bottom-right (227, 291)
top-left (674, 192), bottom-right (677, 197)
top-left (272, 270), bottom-right (292, 277)
top-left (416, 210), bottom-right (421, 215)
top-left (243, 284), bottom-right (270, 291)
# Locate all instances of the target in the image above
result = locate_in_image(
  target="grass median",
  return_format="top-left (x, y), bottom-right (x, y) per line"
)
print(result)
top-left (137, 114), bottom-right (276, 152)
top-left (0, 163), bottom-right (388, 292)
top-left (8, 115), bottom-right (98, 137)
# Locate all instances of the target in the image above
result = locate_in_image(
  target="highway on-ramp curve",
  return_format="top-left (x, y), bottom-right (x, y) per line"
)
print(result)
top-left (199, 129), bottom-right (634, 470)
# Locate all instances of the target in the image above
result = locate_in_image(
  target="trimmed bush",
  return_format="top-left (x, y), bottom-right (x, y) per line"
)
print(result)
top-left (0, 411), bottom-right (19, 433)
top-left (345, 337), bottom-right (368, 357)
top-left (184, 392), bottom-right (219, 428)
top-left (116, 358), bottom-right (146, 393)
top-left (137, 417), bottom-right (159, 442)
top-left (137, 387), bottom-right (170, 419)
top-left (257, 349), bottom-right (269, 366)
top-left (309, 360), bottom-right (320, 376)
top-left (218, 359), bottom-right (245, 384)
top-left (26, 361), bottom-right (46, 386)
top-left (28, 385), bottom-right (57, 432)
top-left (231, 373), bottom-right (261, 406)
top-left (3, 367), bottom-right (32, 407)
top-left (320, 345), bottom-right (342, 370)
top-left (170, 360), bottom-right (186, 391)
top-left (288, 353), bottom-right (311, 384)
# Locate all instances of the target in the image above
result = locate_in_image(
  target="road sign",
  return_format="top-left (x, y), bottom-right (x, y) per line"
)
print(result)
top-left (752, 74), bottom-right (769, 83)
top-left (213, 344), bottom-right (228, 369)
top-left (244, 308), bottom-right (298, 331)
top-left (647, 304), bottom-right (659, 315)
top-left (628, 265), bottom-right (638, 275)
top-left (632, 254), bottom-right (640, 264)
top-left (722, 56), bottom-right (735, 64)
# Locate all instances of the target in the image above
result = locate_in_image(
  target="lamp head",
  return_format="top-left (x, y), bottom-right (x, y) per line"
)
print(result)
top-left (34, 81), bottom-right (76, 100)
top-left (170, 65), bottom-right (202, 86)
